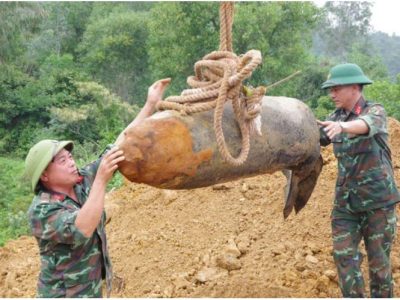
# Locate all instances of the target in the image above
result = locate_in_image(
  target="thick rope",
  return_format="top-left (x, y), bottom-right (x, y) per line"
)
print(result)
top-left (157, 2), bottom-right (265, 166)
top-left (219, 2), bottom-right (233, 52)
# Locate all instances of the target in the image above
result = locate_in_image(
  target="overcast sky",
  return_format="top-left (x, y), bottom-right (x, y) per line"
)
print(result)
top-left (313, 0), bottom-right (400, 36)
top-left (370, 0), bottom-right (400, 35)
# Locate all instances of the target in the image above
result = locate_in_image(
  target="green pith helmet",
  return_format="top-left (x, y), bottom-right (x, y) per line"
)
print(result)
top-left (321, 63), bottom-right (373, 89)
top-left (25, 140), bottom-right (74, 192)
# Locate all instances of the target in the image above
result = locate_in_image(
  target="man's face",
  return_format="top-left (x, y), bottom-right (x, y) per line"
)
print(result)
top-left (40, 148), bottom-right (79, 189)
top-left (328, 84), bottom-right (358, 110)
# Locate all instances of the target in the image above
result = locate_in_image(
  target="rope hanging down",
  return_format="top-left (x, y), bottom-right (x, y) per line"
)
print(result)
top-left (157, 2), bottom-right (265, 166)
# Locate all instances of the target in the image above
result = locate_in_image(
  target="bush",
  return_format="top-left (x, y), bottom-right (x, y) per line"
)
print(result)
top-left (364, 78), bottom-right (400, 120)
top-left (79, 10), bottom-right (151, 104)
top-left (0, 157), bottom-right (31, 246)
top-left (48, 80), bottom-right (139, 148)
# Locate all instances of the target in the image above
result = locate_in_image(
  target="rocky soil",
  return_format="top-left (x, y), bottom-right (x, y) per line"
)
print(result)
top-left (1, 118), bottom-right (400, 298)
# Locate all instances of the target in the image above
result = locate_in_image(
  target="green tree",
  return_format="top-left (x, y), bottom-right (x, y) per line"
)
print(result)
top-left (79, 10), bottom-right (150, 104)
top-left (296, 61), bottom-right (330, 104)
top-left (24, 2), bottom-right (93, 77)
top-left (48, 81), bottom-right (139, 150)
top-left (148, 2), bottom-right (319, 97)
top-left (233, 2), bottom-right (319, 96)
top-left (148, 2), bottom-right (220, 96)
top-left (87, 1), bottom-right (152, 21)
top-left (0, 2), bottom-right (46, 64)
top-left (313, 1), bottom-right (372, 60)
top-left (370, 32), bottom-right (400, 80)
top-left (364, 77), bottom-right (400, 120)
top-left (0, 64), bottom-right (52, 157)
top-left (347, 43), bottom-right (388, 80)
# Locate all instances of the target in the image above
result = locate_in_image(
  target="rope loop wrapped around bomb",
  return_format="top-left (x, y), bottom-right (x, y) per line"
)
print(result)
top-left (157, 2), bottom-right (265, 166)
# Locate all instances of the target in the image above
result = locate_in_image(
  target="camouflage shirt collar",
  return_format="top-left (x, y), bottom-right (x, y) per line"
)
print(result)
top-left (39, 187), bottom-right (67, 201)
top-left (334, 95), bottom-right (367, 119)
top-left (348, 96), bottom-right (367, 116)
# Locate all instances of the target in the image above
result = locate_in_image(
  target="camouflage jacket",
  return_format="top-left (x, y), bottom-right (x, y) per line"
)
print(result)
top-left (320, 96), bottom-right (400, 212)
top-left (28, 146), bottom-right (113, 297)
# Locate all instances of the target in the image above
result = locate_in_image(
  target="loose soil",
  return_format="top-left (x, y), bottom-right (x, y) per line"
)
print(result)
top-left (1, 118), bottom-right (400, 298)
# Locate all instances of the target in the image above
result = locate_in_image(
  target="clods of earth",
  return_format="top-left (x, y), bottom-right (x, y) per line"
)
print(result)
top-left (2, 118), bottom-right (400, 297)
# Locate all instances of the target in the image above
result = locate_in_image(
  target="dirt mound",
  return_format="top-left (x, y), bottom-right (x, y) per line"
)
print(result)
top-left (1, 118), bottom-right (400, 297)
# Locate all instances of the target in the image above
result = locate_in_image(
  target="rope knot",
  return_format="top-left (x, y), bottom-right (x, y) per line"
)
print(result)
top-left (157, 2), bottom-right (266, 166)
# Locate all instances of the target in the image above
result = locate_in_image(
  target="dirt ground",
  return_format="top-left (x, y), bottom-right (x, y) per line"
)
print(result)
top-left (1, 118), bottom-right (400, 298)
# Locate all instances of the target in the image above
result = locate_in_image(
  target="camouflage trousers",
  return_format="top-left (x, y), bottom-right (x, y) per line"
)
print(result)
top-left (37, 277), bottom-right (103, 298)
top-left (331, 205), bottom-right (397, 298)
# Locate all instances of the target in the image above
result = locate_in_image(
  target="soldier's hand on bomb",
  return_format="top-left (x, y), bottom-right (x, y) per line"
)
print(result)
top-left (317, 120), bottom-right (343, 140)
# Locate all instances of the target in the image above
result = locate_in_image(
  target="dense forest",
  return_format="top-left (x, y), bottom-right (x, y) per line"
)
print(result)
top-left (1, 2), bottom-right (400, 245)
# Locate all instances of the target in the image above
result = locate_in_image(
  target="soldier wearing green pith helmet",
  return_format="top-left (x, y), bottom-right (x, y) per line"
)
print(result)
top-left (318, 63), bottom-right (399, 297)
top-left (24, 78), bottom-right (171, 297)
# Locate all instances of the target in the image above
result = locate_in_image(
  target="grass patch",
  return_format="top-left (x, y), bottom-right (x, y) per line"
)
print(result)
top-left (0, 156), bottom-right (31, 246)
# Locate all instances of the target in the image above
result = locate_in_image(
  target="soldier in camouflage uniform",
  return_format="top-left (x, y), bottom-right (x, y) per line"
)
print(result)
top-left (318, 63), bottom-right (399, 297)
top-left (24, 78), bottom-right (171, 298)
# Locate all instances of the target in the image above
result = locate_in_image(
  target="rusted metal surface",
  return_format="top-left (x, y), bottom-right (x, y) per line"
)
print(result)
top-left (117, 96), bottom-right (322, 217)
